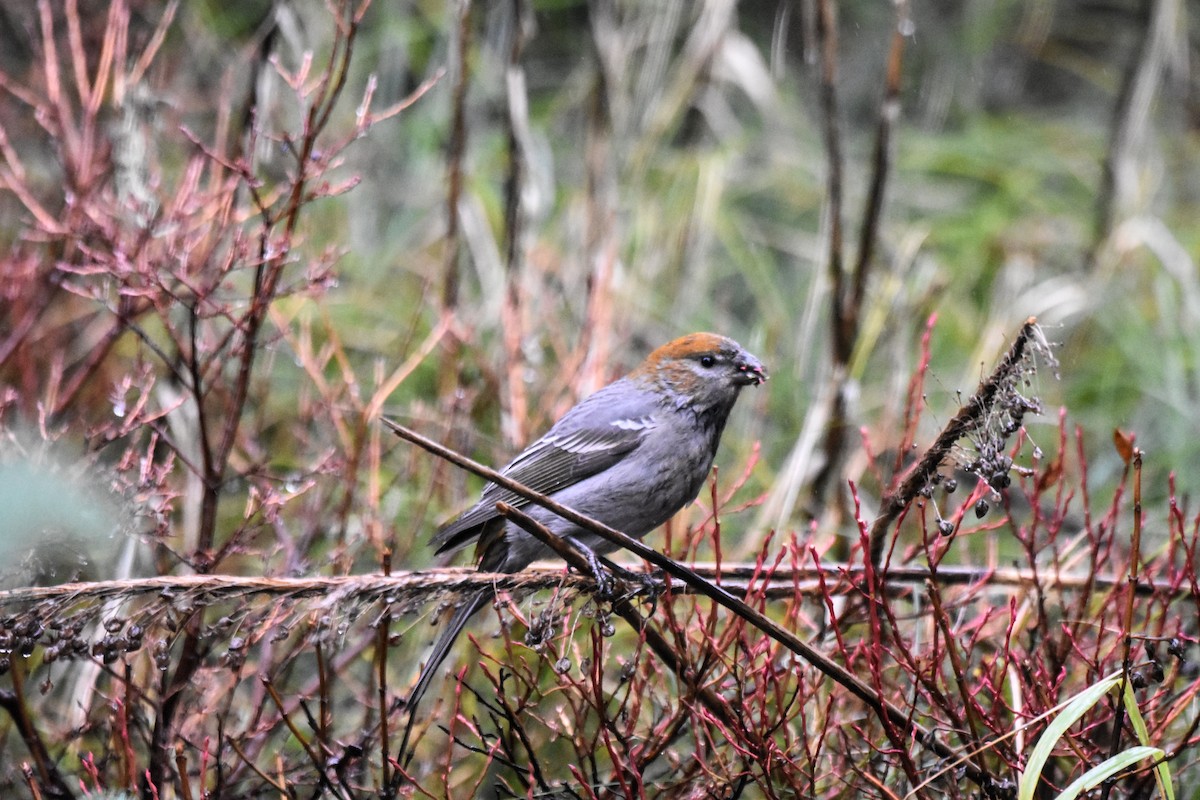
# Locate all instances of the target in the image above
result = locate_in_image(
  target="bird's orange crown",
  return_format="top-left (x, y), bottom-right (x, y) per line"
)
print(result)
top-left (640, 332), bottom-right (733, 366)
top-left (629, 332), bottom-right (766, 387)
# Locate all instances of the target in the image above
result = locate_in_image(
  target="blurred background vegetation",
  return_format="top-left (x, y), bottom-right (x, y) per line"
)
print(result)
top-left (1, 0), bottom-right (1199, 794)
top-left (1, 0), bottom-right (1197, 558)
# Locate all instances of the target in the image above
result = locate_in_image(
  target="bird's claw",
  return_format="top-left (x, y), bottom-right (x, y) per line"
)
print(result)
top-left (582, 547), bottom-right (617, 600)
top-left (598, 557), bottom-right (664, 601)
top-left (631, 567), bottom-right (664, 601)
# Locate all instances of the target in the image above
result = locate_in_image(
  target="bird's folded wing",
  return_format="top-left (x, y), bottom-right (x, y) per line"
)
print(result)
top-left (431, 416), bottom-right (655, 554)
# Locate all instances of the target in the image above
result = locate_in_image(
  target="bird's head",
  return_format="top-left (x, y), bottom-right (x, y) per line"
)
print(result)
top-left (630, 332), bottom-right (767, 410)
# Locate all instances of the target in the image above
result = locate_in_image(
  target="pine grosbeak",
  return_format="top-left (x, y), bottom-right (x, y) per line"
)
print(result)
top-left (406, 332), bottom-right (766, 712)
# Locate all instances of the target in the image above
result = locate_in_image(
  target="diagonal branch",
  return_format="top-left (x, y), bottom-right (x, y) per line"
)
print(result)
top-left (380, 416), bottom-right (994, 790)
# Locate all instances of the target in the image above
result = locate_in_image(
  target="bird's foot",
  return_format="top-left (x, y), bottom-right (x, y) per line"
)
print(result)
top-left (635, 568), bottom-right (665, 601)
top-left (581, 546), bottom-right (617, 600)
top-left (599, 557), bottom-right (664, 601)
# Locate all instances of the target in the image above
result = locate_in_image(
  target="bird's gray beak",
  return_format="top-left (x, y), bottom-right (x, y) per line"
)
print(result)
top-left (735, 355), bottom-right (767, 386)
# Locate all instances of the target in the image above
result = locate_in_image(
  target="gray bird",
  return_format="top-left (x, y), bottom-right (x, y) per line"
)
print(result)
top-left (404, 332), bottom-right (766, 730)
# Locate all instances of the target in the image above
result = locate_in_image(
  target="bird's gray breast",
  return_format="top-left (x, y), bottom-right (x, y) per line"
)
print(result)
top-left (502, 408), bottom-right (717, 562)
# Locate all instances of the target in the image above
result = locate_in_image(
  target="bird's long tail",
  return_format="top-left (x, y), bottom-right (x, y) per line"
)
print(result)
top-left (396, 590), bottom-right (491, 769)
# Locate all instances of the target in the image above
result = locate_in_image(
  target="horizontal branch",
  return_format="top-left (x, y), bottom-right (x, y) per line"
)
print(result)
top-left (0, 562), bottom-right (1175, 608)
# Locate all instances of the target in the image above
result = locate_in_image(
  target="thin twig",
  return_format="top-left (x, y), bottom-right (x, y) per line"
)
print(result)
top-left (1102, 447), bottom-right (1144, 800)
top-left (440, 0), bottom-right (471, 312)
top-left (809, 0), bottom-right (851, 518)
top-left (852, 0), bottom-right (907, 317)
top-left (500, 0), bottom-right (532, 447)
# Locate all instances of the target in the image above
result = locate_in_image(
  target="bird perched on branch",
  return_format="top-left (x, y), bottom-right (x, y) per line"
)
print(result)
top-left (403, 332), bottom-right (766, 725)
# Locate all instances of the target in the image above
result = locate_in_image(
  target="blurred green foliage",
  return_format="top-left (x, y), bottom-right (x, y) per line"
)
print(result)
top-left (2, 1), bottom-right (1199, 794)
top-left (0, 0), bottom-right (1194, 565)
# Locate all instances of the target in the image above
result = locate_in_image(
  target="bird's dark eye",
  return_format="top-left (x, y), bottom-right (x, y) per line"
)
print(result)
top-left (699, 355), bottom-right (716, 368)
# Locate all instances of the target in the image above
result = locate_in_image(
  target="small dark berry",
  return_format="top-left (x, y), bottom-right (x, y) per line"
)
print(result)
top-left (1168, 638), bottom-right (1187, 660)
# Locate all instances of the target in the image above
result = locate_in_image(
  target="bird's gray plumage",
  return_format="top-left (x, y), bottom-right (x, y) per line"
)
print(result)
top-left (398, 333), bottom-right (765, 766)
